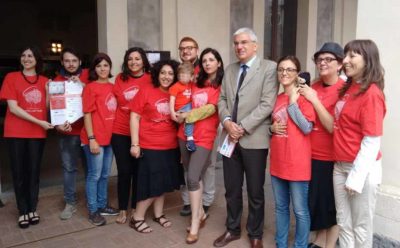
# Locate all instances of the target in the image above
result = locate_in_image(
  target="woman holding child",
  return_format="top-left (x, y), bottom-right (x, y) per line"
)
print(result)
top-left (176, 48), bottom-right (224, 244)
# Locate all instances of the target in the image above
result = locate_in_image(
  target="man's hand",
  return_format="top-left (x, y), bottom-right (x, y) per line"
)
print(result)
top-left (55, 121), bottom-right (72, 132)
top-left (224, 120), bottom-right (244, 143)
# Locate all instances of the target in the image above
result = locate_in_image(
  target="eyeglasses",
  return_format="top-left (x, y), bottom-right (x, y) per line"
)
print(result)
top-left (178, 46), bottom-right (197, 52)
top-left (277, 67), bottom-right (298, 74)
top-left (314, 57), bottom-right (337, 64)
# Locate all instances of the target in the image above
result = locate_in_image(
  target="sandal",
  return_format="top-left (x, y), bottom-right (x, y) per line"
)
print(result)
top-left (116, 210), bottom-right (127, 224)
top-left (129, 217), bottom-right (152, 233)
top-left (18, 214), bottom-right (30, 229)
top-left (28, 211), bottom-right (40, 225)
top-left (153, 214), bottom-right (171, 228)
top-left (186, 213), bottom-right (209, 232)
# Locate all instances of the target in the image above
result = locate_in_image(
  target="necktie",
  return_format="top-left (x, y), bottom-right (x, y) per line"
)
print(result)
top-left (232, 64), bottom-right (248, 123)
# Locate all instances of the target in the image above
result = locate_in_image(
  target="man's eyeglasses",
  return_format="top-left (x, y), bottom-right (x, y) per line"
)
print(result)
top-left (314, 57), bottom-right (337, 64)
top-left (178, 46), bottom-right (196, 52)
top-left (277, 67), bottom-right (298, 74)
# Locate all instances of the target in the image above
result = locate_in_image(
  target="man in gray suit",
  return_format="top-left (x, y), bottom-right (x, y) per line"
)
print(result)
top-left (214, 28), bottom-right (278, 248)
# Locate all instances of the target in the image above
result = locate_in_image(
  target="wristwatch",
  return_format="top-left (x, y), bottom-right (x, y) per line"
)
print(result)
top-left (88, 135), bottom-right (96, 140)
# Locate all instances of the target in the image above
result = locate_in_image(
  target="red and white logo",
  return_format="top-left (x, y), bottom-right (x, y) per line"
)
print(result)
top-left (105, 93), bottom-right (117, 112)
top-left (23, 86), bottom-right (42, 105)
top-left (123, 86), bottom-right (139, 101)
top-left (192, 91), bottom-right (208, 108)
top-left (155, 98), bottom-right (170, 116)
top-left (334, 94), bottom-right (349, 120)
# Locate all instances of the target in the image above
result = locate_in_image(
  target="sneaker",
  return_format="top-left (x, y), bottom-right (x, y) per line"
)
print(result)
top-left (180, 205), bottom-right (192, 216)
top-left (88, 211), bottom-right (106, 226)
top-left (203, 205), bottom-right (210, 214)
top-left (186, 140), bottom-right (197, 152)
top-left (60, 203), bottom-right (77, 220)
top-left (98, 206), bottom-right (119, 216)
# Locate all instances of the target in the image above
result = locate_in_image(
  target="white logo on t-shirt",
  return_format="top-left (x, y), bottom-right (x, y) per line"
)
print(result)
top-left (123, 86), bottom-right (139, 101)
top-left (23, 86), bottom-right (42, 105)
top-left (106, 93), bottom-right (117, 112)
top-left (192, 91), bottom-right (208, 108)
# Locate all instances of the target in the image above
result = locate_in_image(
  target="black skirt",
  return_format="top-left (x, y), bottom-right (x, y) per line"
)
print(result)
top-left (308, 159), bottom-right (337, 231)
top-left (136, 148), bottom-right (183, 202)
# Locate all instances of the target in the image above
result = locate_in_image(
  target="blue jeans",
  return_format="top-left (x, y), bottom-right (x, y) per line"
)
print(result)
top-left (83, 145), bottom-right (113, 214)
top-left (179, 102), bottom-right (193, 137)
top-left (59, 135), bottom-right (84, 205)
top-left (271, 176), bottom-right (310, 248)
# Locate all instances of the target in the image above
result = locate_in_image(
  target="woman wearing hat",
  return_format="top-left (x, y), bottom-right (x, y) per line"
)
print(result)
top-left (299, 42), bottom-right (345, 248)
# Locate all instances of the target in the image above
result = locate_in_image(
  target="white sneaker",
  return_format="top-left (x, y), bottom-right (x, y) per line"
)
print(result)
top-left (60, 203), bottom-right (77, 220)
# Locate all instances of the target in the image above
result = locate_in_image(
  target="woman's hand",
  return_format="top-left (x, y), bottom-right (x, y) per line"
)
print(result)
top-left (55, 121), bottom-right (72, 132)
top-left (289, 85), bottom-right (300, 104)
top-left (176, 111), bottom-right (189, 124)
top-left (271, 121), bottom-right (287, 135)
top-left (38, 120), bottom-right (54, 130)
top-left (130, 146), bottom-right (141, 158)
top-left (89, 139), bottom-right (100, 154)
top-left (299, 84), bottom-right (318, 103)
top-left (170, 111), bottom-right (179, 122)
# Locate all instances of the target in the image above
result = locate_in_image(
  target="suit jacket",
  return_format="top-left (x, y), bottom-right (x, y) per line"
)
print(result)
top-left (218, 56), bottom-right (278, 149)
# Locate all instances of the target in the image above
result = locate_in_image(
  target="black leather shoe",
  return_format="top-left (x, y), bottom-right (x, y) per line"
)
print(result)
top-left (213, 231), bottom-right (240, 247)
top-left (250, 239), bottom-right (263, 248)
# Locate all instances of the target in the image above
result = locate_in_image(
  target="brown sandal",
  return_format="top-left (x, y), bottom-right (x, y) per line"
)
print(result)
top-left (129, 217), bottom-right (152, 233)
top-left (153, 214), bottom-right (171, 228)
top-left (186, 213), bottom-right (209, 232)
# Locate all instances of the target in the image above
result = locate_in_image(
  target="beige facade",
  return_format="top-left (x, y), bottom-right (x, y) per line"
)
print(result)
top-left (97, 0), bottom-right (400, 240)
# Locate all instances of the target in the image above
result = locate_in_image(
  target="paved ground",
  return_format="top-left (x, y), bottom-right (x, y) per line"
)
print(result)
top-left (0, 162), bottom-right (295, 248)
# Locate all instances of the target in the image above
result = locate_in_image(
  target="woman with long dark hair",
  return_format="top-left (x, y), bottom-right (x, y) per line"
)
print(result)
top-left (111, 47), bottom-right (152, 224)
top-left (332, 40), bottom-right (385, 247)
top-left (0, 46), bottom-right (53, 228)
top-left (176, 48), bottom-right (223, 244)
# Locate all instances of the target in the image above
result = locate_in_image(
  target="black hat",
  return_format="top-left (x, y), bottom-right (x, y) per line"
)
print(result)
top-left (314, 42), bottom-right (344, 60)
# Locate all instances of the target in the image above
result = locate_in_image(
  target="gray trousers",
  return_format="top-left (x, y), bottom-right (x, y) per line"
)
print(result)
top-left (333, 161), bottom-right (380, 248)
top-left (181, 125), bottom-right (221, 206)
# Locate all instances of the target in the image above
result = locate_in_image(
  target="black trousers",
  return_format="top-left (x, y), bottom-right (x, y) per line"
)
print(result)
top-left (222, 144), bottom-right (268, 239)
top-left (111, 134), bottom-right (139, 210)
top-left (6, 138), bottom-right (45, 215)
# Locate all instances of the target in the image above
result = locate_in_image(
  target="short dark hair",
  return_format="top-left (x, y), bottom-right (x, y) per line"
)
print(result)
top-left (20, 46), bottom-right (43, 74)
top-left (150, 59), bottom-right (180, 88)
top-left (197, 48), bottom-right (224, 88)
top-left (88, 53), bottom-right (113, 81)
top-left (277, 55), bottom-right (301, 72)
top-left (60, 47), bottom-right (81, 61)
top-left (120, 47), bottom-right (151, 81)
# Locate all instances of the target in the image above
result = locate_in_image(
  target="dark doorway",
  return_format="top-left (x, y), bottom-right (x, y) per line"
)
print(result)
top-left (0, 0), bottom-right (98, 193)
top-left (264, 0), bottom-right (298, 61)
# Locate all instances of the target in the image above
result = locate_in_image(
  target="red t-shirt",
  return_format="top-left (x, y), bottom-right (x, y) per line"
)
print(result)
top-left (333, 83), bottom-right (386, 162)
top-left (53, 69), bottom-right (89, 136)
top-left (130, 86), bottom-right (178, 150)
top-left (168, 81), bottom-right (192, 110)
top-left (0, 71), bottom-right (48, 138)
top-left (310, 78), bottom-right (345, 161)
top-left (112, 73), bottom-right (152, 136)
top-left (80, 82), bottom-right (116, 146)
top-left (177, 83), bottom-right (221, 150)
top-left (270, 94), bottom-right (316, 181)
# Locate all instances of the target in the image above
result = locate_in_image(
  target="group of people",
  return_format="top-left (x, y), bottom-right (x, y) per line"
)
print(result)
top-left (0, 26), bottom-right (385, 248)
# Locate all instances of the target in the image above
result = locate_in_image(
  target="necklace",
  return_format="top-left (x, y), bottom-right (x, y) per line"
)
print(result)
top-left (21, 71), bottom-right (39, 84)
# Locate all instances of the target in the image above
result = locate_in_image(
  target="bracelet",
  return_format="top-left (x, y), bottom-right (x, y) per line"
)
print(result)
top-left (88, 135), bottom-right (96, 140)
top-left (131, 144), bottom-right (139, 147)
